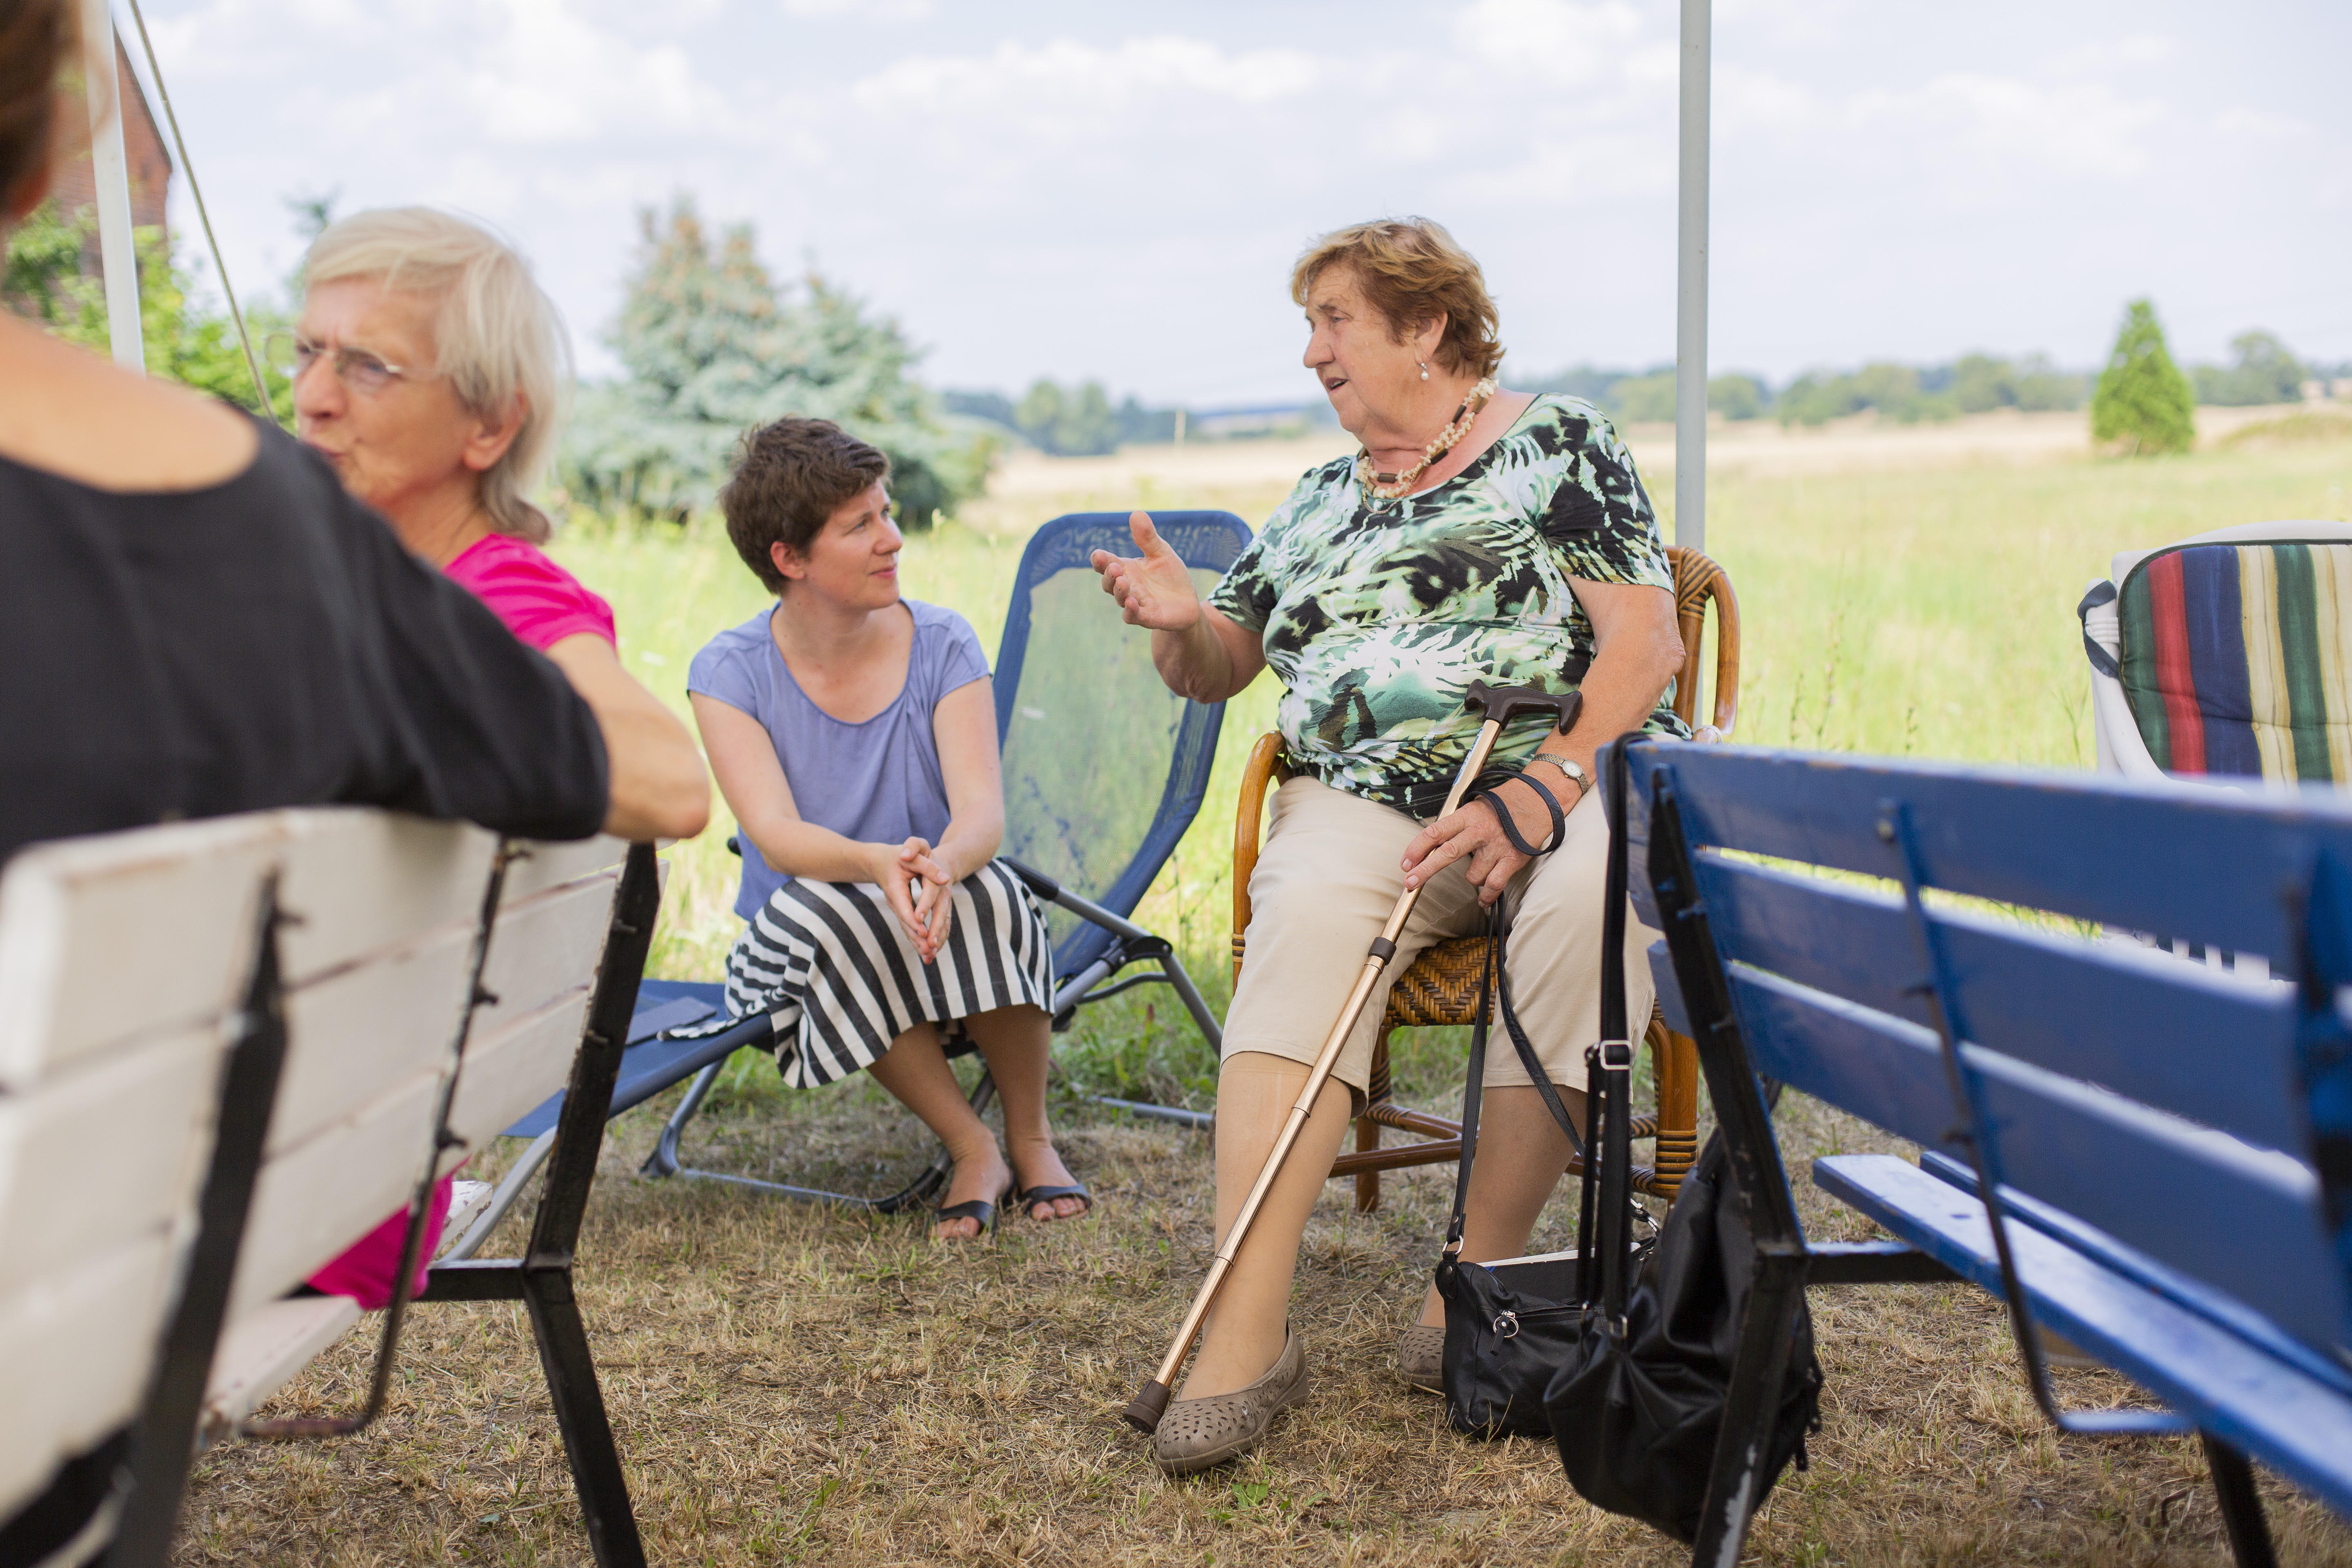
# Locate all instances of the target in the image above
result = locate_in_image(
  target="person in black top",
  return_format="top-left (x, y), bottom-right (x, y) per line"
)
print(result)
top-left (0, 3), bottom-right (706, 864)
top-left (0, 0), bottom-right (701, 1554)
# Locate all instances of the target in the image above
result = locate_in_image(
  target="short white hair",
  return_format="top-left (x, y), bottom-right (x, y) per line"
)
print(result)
top-left (303, 207), bottom-right (572, 543)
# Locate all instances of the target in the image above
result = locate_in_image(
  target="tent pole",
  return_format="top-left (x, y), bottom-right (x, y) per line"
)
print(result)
top-left (78, 0), bottom-right (144, 372)
top-left (1674, 0), bottom-right (1710, 552)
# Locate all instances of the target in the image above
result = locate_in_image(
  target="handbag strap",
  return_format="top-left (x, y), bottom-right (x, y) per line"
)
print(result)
top-left (1442, 906), bottom-right (1503, 1258)
top-left (1594, 739), bottom-right (1636, 1325)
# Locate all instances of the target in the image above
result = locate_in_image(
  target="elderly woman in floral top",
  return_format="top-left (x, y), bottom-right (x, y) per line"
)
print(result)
top-left (1093, 217), bottom-right (1688, 1473)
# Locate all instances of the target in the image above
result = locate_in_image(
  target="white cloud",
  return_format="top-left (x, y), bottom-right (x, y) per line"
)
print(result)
top-left (123, 0), bottom-right (2352, 396)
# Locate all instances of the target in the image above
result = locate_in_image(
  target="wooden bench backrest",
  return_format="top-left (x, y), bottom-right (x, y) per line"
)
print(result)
top-left (228, 816), bottom-right (627, 1319)
top-left (1623, 741), bottom-right (2352, 1359)
top-left (0, 815), bottom-right (282, 1521)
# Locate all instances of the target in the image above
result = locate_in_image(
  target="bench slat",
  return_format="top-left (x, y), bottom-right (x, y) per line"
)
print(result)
top-left (1688, 850), bottom-right (2307, 1152)
top-left (1733, 963), bottom-right (2346, 1352)
top-left (266, 871), bottom-right (614, 1158)
top-left (472, 872), bottom-right (620, 1042)
top-left (0, 816), bottom-right (279, 1089)
top-left (272, 813), bottom-right (497, 988)
top-left (0, 1021), bottom-right (225, 1298)
top-left (1816, 1154), bottom-right (2352, 1519)
top-left (270, 923), bottom-right (474, 1157)
top-left (227, 987), bottom-right (594, 1316)
top-left (1624, 746), bottom-right (2352, 975)
top-left (0, 1233), bottom-right (178, 1520)
top-left (199, 1295), bottom-right (365, 1439)
top-left (1914, 1150), bottom-right (2352, 1398)
top-left (500, 835), bottom-right (627, 905)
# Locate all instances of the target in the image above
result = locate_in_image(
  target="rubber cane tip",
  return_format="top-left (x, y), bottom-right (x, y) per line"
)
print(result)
top-left (1122, 1381), bottom-right (1171, 1434)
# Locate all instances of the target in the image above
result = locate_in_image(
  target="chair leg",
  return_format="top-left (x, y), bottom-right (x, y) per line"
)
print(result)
top-left (1354, 1112), bottom-right (1381, 1212)
top-left (2200, 1432), bottom-right (2279, 1568)
top-left (1650, 1019), bottom-right (1701, 1205)
top-left (640, 1061), bottom-right (724, 1179)
top-left (520, 1266), bottom-right (645, 1568)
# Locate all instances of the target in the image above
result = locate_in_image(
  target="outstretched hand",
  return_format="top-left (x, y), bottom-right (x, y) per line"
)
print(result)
top-left (1089, 511), bottom-right (1200, 631)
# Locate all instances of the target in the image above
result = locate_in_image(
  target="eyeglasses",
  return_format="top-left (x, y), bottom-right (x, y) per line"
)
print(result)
top-left (263, 332), bottom-right (419, 396)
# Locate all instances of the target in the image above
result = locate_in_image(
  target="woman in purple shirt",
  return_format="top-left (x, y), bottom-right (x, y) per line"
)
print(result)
top-left (688, 418), bottom-right (1086, 1240)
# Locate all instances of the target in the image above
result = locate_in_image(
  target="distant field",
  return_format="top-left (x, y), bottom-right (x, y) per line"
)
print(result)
top-left (555, 414), bottom-right (2352, 1033)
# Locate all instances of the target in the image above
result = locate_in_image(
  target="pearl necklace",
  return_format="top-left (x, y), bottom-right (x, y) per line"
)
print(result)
top-left (1356, 377), bottom-right (1499, 501)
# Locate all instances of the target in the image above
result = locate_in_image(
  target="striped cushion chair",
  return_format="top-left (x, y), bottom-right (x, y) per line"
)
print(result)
top-left (2081, 522), bottom-right (2352, 783)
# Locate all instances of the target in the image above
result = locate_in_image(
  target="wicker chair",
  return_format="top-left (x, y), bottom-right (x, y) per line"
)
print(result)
top-left (1231, 544), bottom-right (1741, 1212)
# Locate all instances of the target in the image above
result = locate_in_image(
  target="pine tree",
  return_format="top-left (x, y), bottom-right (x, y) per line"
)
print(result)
top-left (2091, 298), bottom-right (2196, 456)
top-left (561, 196), bottom-right (992, 525)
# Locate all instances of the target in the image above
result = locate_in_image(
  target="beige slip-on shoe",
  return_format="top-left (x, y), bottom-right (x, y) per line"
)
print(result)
top-left (1151, 1326), bottom-right (1308, 1476)
top-left (1396, 1322), bottom-right (1446, 1394)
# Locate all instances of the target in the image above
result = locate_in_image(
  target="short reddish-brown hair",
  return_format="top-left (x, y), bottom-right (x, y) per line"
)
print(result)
top-left (1290, 217), bottom-right (1504, 380)
top-left (721, 417), bottom-right (891, 595)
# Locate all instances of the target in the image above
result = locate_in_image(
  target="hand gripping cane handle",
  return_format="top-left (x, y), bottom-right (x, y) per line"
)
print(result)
top-left (1461, 679), bottom-right (1582, 744)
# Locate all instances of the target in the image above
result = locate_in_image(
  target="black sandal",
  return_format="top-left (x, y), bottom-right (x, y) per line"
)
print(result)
top-left (1013, 1183), bottom-right (1094, 1222)
top-left (933, 1182), bottom-right (1011, 1238)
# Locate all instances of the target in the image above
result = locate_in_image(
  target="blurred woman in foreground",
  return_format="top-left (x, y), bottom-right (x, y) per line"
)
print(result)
top-left (0, 0), bottom-right (698, 1552)
top-left (281, 206), bottom-right (711, 1305)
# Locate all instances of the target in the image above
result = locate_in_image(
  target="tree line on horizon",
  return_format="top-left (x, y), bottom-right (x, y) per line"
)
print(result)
top-left (7, 192), bottom-right (2338, 492)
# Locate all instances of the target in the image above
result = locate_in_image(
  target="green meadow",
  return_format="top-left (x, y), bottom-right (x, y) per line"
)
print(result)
top-left (552, 434), bottom-right (2352, 1111)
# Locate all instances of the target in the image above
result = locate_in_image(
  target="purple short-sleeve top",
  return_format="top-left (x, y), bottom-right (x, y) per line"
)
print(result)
top-left (689, 598), bottom-right (991, 920)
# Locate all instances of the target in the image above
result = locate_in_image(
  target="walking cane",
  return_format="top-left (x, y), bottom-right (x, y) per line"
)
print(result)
top-left (1123, 679), bottom-right (1585, 1433)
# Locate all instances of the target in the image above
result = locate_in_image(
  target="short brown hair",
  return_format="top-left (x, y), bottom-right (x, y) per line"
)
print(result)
top-left (1290, 217), bottom-right (1504, 381)
top-left (0, 0), bottom-right (72, 214)
top-left (721, 418), bottom-right (891, 595)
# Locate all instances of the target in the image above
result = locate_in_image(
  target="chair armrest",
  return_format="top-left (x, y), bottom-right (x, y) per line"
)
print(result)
top-left (1232, 733), bottom-right (1290, 981)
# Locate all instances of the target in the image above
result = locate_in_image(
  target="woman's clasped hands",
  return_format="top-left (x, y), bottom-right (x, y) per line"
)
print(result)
top-left (879, 835), bottom-right (956, 962)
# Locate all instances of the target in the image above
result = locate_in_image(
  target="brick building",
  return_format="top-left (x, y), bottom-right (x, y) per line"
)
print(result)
top-left (51, 39), bottom-right (173, 244)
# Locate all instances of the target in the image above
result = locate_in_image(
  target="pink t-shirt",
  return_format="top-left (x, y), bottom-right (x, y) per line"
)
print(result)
top-left (444, 532), bottom-right (616, 652)
top-left (307, 530), bottom-right (613, 1309)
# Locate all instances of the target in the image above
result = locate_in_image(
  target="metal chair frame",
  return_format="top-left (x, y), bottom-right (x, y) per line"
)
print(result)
top-left (1229, 544), bottom-right (1740, 1210)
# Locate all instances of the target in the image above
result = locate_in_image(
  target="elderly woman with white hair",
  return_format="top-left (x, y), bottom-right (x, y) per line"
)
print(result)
top-left (279, 208), bottom-right (704, 843)
top-left (278, 207), bottom-right (710, 1305)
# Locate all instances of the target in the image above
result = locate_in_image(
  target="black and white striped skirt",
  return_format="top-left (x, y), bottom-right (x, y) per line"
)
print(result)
top-left (681, 858), bottom-right (1056, 1089)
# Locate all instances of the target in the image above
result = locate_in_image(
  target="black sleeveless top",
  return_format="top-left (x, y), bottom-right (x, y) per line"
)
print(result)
top-left (0, 419), bottom-right (608, 865)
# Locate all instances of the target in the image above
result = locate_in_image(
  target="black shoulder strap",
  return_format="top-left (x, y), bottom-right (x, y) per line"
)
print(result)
top-left (1594, 739), bottom-right (1635, 1323)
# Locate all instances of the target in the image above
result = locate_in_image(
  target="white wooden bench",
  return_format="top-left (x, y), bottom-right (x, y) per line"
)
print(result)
top-left (0, 815), bottom-right (289, 1568)
top-left (0, 811), bottom-right (661, 1568)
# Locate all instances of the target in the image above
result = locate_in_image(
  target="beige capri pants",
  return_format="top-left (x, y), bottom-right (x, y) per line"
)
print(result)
top-left (1223, 774), bottom-right (1660, 1111)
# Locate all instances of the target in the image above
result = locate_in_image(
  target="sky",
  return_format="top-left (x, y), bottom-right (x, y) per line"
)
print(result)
top-left (125, 0), bottom-right (2351, 408)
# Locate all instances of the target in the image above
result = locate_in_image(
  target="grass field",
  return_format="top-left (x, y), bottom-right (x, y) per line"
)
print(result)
top-left (176, 427), bottom-right (2352, 1565)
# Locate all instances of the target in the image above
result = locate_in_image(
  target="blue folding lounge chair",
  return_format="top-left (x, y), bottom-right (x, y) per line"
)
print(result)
top-left (449, 510), bottom-right (1247, 1245)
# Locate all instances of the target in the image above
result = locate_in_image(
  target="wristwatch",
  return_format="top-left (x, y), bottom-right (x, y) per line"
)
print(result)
top-left (1527, 753), bottom-right (1591, 797)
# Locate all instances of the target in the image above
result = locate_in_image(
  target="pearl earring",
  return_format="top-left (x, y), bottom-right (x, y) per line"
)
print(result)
top-left (1419, 361), bottom-right (1429, 381)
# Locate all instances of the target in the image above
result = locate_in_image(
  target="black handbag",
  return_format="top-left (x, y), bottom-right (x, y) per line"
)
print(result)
top-left (1432, 760), bottom-right (1650, 1441)
top-left (1542, 743), bottom-right (1824, 1543)
top-left (1431, 908), bottom-right (1609, 1437)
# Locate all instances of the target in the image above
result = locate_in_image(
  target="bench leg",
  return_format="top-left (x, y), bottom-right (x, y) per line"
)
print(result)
top-left (523, 1267), bottom-right (646, 1568)
top-left (2200, 1432), bottom-right (2278, 1568)
top-left (1690, 1254), bottom-right (1807, 1568)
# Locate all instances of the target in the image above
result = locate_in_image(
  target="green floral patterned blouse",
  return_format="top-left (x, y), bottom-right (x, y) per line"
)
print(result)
top-left (1207, 394), bottom-right (1689, 817)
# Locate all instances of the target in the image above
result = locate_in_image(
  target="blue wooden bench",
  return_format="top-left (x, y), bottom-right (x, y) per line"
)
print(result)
top-left (1617, 738), bottom-right (2352, 1568)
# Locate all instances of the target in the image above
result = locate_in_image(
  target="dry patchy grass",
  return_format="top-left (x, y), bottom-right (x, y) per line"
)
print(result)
top-left (177, 1076), bottom-right (2352, 1566)
top-left (172, 435), bottom-right (2352, 1562)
